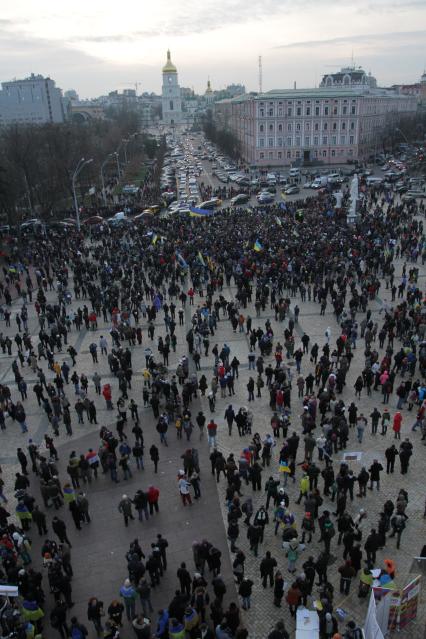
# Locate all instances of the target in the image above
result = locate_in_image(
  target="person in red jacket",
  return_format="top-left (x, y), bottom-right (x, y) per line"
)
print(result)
top-left (147, 485), bottom-right (160, 515)
top-left (393, 412), bottom-right (402, 440)
top-left (102, 384), bottom-right (113, 410)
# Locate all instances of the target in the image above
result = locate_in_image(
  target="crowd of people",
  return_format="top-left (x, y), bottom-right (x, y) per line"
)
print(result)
top-left (0, 166), bottom-right (424, 639)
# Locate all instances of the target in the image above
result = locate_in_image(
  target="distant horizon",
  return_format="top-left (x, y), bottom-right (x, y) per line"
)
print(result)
top-left (1, 1), bottom-right (425, 99)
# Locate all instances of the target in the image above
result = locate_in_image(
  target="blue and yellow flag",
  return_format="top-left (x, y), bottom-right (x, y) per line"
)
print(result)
top-left (151, 234), bottom-right (158, 245)
top-left (176, 252), bottom-right (188, 269)
top-left (279, 460), bottom-right (291, 473)
top-left (254, 239), bottom-right (263, 252)
top-left (198, 251), bottom-right (206, 267)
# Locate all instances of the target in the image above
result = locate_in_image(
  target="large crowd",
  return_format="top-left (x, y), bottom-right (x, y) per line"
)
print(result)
top-left (0, 176), bottom-right (425, 639)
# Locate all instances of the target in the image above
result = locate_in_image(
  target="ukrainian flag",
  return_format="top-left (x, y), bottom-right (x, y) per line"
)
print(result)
top-left (176, 252), bottom-right (188, 269)
top-left (279, 460), bottom-right (291, 473)
top-left (151, 234), bottom-right (158, 245)
top-left (254, 239), bottom-right (263, 252)
top-left (198, 251), bottom-right (206, 267)
top-left (189, 207), bottom-right (213, 217)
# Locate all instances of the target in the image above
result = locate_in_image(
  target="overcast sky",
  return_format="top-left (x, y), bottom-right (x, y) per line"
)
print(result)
top-left (1, 0), bottom-right (426, 98)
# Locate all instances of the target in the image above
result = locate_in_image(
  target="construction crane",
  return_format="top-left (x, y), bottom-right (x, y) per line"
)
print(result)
top-left (120, 82), bottom-right (143, 94)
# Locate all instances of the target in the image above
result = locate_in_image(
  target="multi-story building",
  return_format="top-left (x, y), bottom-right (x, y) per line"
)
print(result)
top-left (214, 67), bottom-right (417, 167)
top-left (0, 73), bottom-right (65, 126)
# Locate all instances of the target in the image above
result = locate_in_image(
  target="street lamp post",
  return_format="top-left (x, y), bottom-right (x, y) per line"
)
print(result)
top-left (100, 155), bottom-right (114, 206)
top-left (72, 157), bottom-right (93, 231)
top-left (114, 152), bottom-right (121, 179)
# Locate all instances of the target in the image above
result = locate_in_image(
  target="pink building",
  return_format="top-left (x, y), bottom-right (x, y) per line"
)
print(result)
top-left (214, 68), bottom-right (417, 167)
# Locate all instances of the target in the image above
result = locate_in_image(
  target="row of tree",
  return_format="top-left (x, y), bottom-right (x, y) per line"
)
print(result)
top-left (202, 109), bottom-right (241, 160)
top-left (0, 109), bottom-right (158, 223)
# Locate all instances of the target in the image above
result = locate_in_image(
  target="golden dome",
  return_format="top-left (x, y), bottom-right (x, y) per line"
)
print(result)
top-left (162, 50), bottom-right (177, 73)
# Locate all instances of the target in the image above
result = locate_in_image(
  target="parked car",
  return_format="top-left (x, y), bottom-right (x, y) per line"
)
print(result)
top-left (230, 193), bottom-right (250, 206)
top-left (285, 186), bottom-right (300, 195)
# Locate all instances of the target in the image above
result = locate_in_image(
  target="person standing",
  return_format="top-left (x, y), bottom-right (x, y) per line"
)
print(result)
top-left (87, 597), bottom-right (104, 636)
top-left (368, 460), bottom-right (383, 491)
top-left (393, 411), bottom-right (402, 439)
top-left (119, 579), bottom-right (137, 621)
top-left (178, 474), bottom-right (192, 506)
top-left (238, 577), bottom-right (254, 610)
top-left (149, 445), bottom-right (159, 473)
top-left (260, 551), bottom-right (277, 588)
top-left (338, 560), bottom-right (356, 595)
top-left (385, 445), bottom-right (398, 474)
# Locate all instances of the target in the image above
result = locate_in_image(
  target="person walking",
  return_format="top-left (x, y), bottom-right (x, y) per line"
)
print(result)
top-left (52, 516), bottom-right (72, 547)
top-left (118, 495), bottom-right (134, 526)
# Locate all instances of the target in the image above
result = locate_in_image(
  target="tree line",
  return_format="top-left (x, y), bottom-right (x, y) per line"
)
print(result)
top-left (0, 110), bottom-right (157, 224)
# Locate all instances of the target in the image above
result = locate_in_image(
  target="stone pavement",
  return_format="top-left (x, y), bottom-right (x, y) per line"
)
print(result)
top-left (0, 235), bottom-right (426, 638)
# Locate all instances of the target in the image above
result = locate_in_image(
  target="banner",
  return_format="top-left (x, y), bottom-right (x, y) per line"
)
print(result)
top-left (372, 587), bottom-right (400, 632)
top-left (398, 575), bottom-right (421, 630)
top-left (364, 590), bottom-right (385, 639)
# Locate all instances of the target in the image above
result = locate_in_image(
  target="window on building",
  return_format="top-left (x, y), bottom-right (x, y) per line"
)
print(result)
top-left (259, 138), bottom-right (265, 147)
top-left (314, 123), bottom-right (319, 131)
top-left (322, 136), bottom-right (328, 145)
top-left (305, 122), bottom-right (310, 131)
top-left (259, 124), bottom-right (264, 132)
top-left (260, 152), bottom-right (264, 159)
top-left (169, 100), bottom-right (174, 110)
top-left (268, 138), bottom-right (274, 147)
top-left (296, 123), bottom-right (301, 131)
top-left (287, 123), bottom-right (292, 132)
top-left (341, 122), bottom-right (346, 130)
top-left (278, 108), bottom-right (283, 116)
top-left (278, 124), bottom-right (283, 132)
top-left (296, 107), bottom-right (301, 116)
top-left (315, 106), bottom-right (320, 116)
top-left (349, 135), bottom-right (354, 144)
top-left (278, 151), bottom-right (282, 159)
top-left (277, 137), bottom-right (283, 146)
top-left (332, 122), bottom-right (337, 130)
top-left (304, 136), bottom-right (310, 147)
top-left (340, 135), bottom-right (346, 145)
top-left (322, 150), bottom-right (327, 157)
top-left (314, 136), bottom-right (319, 146)
top-left (332, 135), bottom-right (337, 145)
top-left (269, 108), bottom-right (273, 116)
top-left (351, 106), bottom-right (356, 115)
top-left (324, 106), bottom-right (329, 116)
top-left (333, 107), bottom-right (338, 115)
top-left (287, 107), bottom-right (292, 116)
top-left (295, 137), bottom-right (301, 146)
top-left (350, 121), bottom-right (355, 130)
top-left (343, 106), bottom-right (347, 115)
top-left (287, 151), bottom-right (291, 158)
top-left (287, 137), bottom-right (292, 146)
top-left (260, 109), bottom-right (264, 117)
top-left (306, 107), bottom-right (311, 116)
top-left (331, 150), bottom-right (336, 157)
top-left (323, 123), bottom-right (328, 131)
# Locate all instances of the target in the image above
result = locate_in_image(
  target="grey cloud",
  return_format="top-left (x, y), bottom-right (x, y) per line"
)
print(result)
top-left (274, 30), bottom-right (426, 49)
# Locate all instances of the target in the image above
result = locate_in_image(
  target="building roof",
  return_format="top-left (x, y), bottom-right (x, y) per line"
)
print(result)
top-left (162, 50), bottom-right (177, 74)
top-left (216, 86), bottom-right (417, 104)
